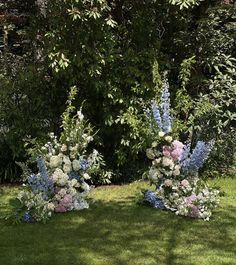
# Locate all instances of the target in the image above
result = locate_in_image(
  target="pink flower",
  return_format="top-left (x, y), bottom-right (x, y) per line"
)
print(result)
top-left (163, 146), bottom-right (171, 157)
top-left (164, 179), bottom-right (173, 187)
top-left (54, 203), bottom-right (67, 213)
top-left (181, 179), bottom-right (189, 187)
top-left (61, 194), bottom-right (73, 208)
top-left (172, 140), bottom-right (184, 150)
top-left (189, 205), bottom-right (200, 218)
top-left (163, 140), bottom-right (184, 161)
top-left (186, 194), bottom-right (197, 204)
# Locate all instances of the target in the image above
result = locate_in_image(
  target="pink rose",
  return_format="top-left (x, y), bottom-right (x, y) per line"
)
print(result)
top-left (181, 179), bottom-right (189, 187)
top-left (163, 146), bottom-right (171, 157)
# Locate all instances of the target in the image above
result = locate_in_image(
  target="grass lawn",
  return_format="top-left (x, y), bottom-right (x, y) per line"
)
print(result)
top-left (0, 178), bottom-right (235, 265)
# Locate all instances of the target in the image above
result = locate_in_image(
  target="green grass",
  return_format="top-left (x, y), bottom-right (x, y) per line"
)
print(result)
top-left (0, 178), bottom-right (236, 265)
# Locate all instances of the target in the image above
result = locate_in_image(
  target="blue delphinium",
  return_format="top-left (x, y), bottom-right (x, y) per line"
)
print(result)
top-left (145, 190), bottom-right (165, 209)
top-left (80, 159), bottom-right (89, 171)
top-left (180, 143), bottom-right (191, 171)
top-left (160, 80), bottom-right (172, 133)
top-left (22, 211), bottom-right (31, 222)
top-left (27, 157), bottom-right (54, 199)
top-left (152, 103), bottom-right (163, 130)
top-left (181, 141), bottom-right (213, 175)
top-left (37, 156), bottom-right (49, 179)
top-left (151, 79), bottom-right (172, 133)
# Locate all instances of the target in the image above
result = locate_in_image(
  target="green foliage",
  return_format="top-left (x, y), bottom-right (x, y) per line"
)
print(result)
top-left (192, 55), bottom-right (236, 170)
top-left (173, 56), bottom-right (196, 135)
top-left (0, 0), bottom-right (235, 182)
top-left (169, 0), bottom-right (204, 9)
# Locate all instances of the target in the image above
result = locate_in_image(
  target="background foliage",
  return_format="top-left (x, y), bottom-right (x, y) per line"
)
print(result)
top-left (0, 0), bottom-right (235, 182)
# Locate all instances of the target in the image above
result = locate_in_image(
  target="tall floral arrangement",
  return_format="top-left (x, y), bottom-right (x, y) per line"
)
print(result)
top-left (15, 87), bottom-right (106, 223)
top-left (144, 79), bottom-right (220, 221)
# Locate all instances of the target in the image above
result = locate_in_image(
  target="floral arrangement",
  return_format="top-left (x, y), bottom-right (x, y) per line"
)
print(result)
top-left (144, 79), bottom-right (220, 221)
top-left (15, 87), bottom-right (106, 223)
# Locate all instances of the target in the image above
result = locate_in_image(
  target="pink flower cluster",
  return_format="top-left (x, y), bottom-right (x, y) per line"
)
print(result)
top-left (163, 140), bottom-right (184, 161)
top-left (54, 193), bottom-right (73, 213)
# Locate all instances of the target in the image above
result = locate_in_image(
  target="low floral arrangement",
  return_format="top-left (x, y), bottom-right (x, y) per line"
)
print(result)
top-left (14, 87), bottom-right (106, 223)
top-left (144, 80), bottom-right (220, 221)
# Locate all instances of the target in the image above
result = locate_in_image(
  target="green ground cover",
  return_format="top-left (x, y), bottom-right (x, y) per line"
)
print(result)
top-left (0, 178), bottom-right (235, 265)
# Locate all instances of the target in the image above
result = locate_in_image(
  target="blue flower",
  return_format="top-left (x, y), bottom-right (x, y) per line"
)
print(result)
top-left (152, 79), bottom-right (172, 133)
top-left (144, 190), bottom-right (165, 209)
top-left (37, 156), bottom-right (49, 179)
top-left (27, 157), bottom-right (54, 198)
top-left (160, 80), bottom-right (172, 133)
top-left (22, 211), bottom-right (31, 222)
top-left (181, 141), bottom-right (213, 175)
top-left (152, 103), bottom-right (163, 130)
top-left (68, 171), bottom-right (81, 181)
top-left (80, 159), bottom-right (89, 171)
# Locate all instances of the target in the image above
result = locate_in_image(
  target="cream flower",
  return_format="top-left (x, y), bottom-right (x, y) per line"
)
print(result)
top-left (50, 155), bottom-right (62, 168)
top-left (61, 144), bottom-right (67, 152)
top-left (162, 157), bottom-right (174, 169)
top-left (158, 131), bottom-right (165, 137)
top-left (47, 202), bottom-right (55, 211)
top-left (165, 136), bottom-right (173, 143)
top-left (146, 148), bottom-right (155, 160)
top-left (72, 159), bottom-right (81, 171)
top-left (164, 179), bottom-right (173, 187)
top-left (82, 173), bottom-right (90, 180)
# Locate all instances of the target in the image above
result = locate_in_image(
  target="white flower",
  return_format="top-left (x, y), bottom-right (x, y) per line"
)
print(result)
top-left (87, 136), bottom-right (93, 142)
top-left (82, 173), bottom-right (90, 180)
top-left (63, 164), bottom-right (72, 173)
top-left (73, 198), bottom-right (89, 210)
top-left (77, 110), bottom-right (84, 121)
top-left (164, 179), bottom-right (173, 187)
top-left (81, 182), bottom-right (90, 192)
top-left (165, 136), bottom-right (173, 143)
top-left (72, 159), bottom-right (81, 171)
top-left (148, 167), bottom-right (160, 182)
top-left (49, 132), bottom-right (54, 138)
top-left (58, 188), bottom-right (67, 197)
top-left (162, 157), bottom-right (174, 169)
top-left (181, 179), bottom-right (189, 187)
top-left (47, 202), bottom-right (55, 211)
top-left (70, 179), bottom-right (78, 187)
top-left (63, 156), bottom-right (71, 165)
top-left (52, 168), bottom-right (69, 186)
top-left (93, 149), bottom-right (98, 156)
top-left (55, 194), bottom-right (61, 200)
top-left (61, 144), bottom-right (67, 152)
top-left (173, 168), bottom-right (180, 176)
top-left (152, 158), bottom-right (161, 166)
top-left (146, 148), bottom-right (155, 159)
top-left (50, 155), bottom-right (63, 168)
top-left (158, 131), bottom-right (165, 137)
top-left (151, 141), bottom-right (158, 148)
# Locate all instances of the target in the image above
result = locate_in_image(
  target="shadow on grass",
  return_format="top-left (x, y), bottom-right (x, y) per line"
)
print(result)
top-left (0, 197), bottom-right (235, 265)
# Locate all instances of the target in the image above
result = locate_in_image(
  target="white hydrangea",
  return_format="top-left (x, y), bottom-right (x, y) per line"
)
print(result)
top-left (162, 157), bottom-right (175, 169)
top-left (146, 148), bottom-right (155, 160)
top-left (81, 182), bottom-right (90, 192)
top-left (52, 168), bottom-right (69, 186)
top-left (50, 155), bottom-right (63, 168)
top-left (72, 159), bottom-right (81, 171)
top-left (73, 198), bottom-right (89, 210)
